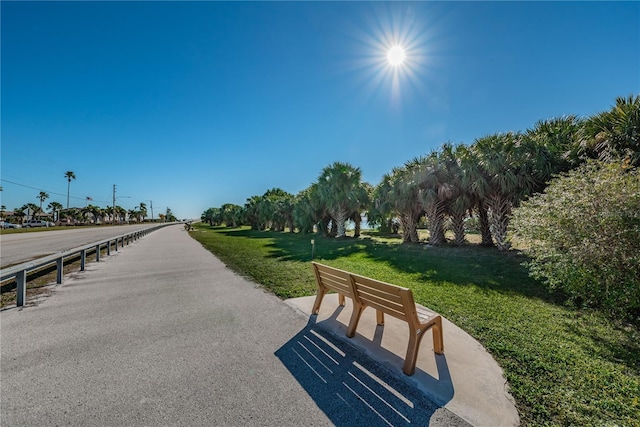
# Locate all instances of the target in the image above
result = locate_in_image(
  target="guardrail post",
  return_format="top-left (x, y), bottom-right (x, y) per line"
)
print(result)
top-left (115, 238), bottom-right (119, 251)
top-left (107, 240), bottom-right (111, 256)
top-left (80, 249), bottom-right (86, 271)
top-left (56, 257), bottom-right (64, 284)
top-left (16, 270), bottom-right (26, 307)
top-left (95, 244), bottom-right (101, 261)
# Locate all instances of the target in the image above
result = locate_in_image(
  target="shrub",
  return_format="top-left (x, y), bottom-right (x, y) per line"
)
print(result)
top-left (511, 161), bottom-right (640, 323)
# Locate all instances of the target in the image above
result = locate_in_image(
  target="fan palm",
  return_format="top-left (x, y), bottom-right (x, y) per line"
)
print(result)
top-left (380, 165), bottom-right (423, 243)
top-left (47, 201), bottom-right (63, 221)
top-left (583, 94), bottom-right (640, 167)
top-left (293, 184), bottom-right (326, 234)
top-left (438, 144), bottom-right (474, 246)
top-left (526, 115), bottom-right (584, 178)
top-left (317, 162), bottom-right (367, 238)
top-left (138, 202), bottom-right (148, 221)
top-left (415, 153), bottom-right (451, 246)
top-left (465, 132), bottom-right (538, 250)
top-left (37, 191), bottom-right (49, 213)
top-left (201, 207), bottom-right (221, 226)
top-left (220, 203), bottom-right (243, 228)
top-left (244, 195), bottom-right (266, 230)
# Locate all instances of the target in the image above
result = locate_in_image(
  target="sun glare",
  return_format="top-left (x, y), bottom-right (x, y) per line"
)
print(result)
top-left (347, 4), bottom-right (436, 108)
top-left (387, 45), bottom-right (406, 66)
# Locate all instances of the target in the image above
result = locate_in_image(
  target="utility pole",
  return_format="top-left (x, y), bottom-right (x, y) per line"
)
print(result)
top-left (150, 200), bottom-right (154, 222)
top-left (112, 184), bottom-right (116, 226)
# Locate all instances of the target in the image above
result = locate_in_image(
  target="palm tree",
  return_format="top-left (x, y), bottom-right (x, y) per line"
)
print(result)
top-left (47, 201), bottom-right (63, 221)
top-left (260, 188), bottom-right (295, 232)
top-left (14, 207), bottom-right (26, 224)
top-left (465, 132), bottom-right (546, 251)
top-left (583, 94), bottom-right (640, 167)
top-left (220, 203), bottom-right (243, 227)
top-left (82, 205), bottom-right (102, 224)
top-left (0, 205), bottom-right (6, 220)
top-left (64, 171), bottom-right (76, 209)
top-left (23, 203), bottom-right (40, 221)
top-left (439, 144), bottom-right (474, 246)
top-left (244, 195), bottom-right (266, 230)
top-left (201, 207), bottom-right (221, 226)
top-left (104, 206), bottom-right (114, 224)
top-left (526, 115), bottom-right (584, 177)
top-left (457, 145), bottom-right (493, 246)
top-left (292, 185), bottom-right (325, 234)
top-left (165, 208), bottom-right (177, 222)
top-left (37, 191), bottom-right (49, 214)
top-left (128, 208), bottom-right (138, 223)
top-left (415, 154), bottom-right (450, 246)
top-left (349, 182), bottom-right (372, 238)
top-left (377, 165), bottom-right (423, 243)
top-left (316, 162), bottom-right (367, 239)
top-left (116, 206), bottom-right (127, 224)
top-left (138, 202), bottom-right (148, 222)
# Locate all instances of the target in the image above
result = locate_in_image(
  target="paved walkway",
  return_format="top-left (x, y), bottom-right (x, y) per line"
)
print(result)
top-left (1, 225), bottom-right (517, 426)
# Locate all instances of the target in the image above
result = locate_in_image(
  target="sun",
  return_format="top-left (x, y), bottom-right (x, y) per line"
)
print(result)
top-left (387, 45), bottom-right (406, 66)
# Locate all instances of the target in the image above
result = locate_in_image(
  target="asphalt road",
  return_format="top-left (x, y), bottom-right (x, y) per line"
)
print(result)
top-left (0, 224), bottom-right (464, 426)
top-left (0, 224), bottom-right (165, 267)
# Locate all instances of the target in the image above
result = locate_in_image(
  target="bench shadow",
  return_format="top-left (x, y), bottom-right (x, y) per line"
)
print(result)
top-left (275, 309), bottom-right (455, 427)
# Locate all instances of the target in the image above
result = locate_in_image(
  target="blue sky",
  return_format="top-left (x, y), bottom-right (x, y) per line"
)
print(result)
top-left (2, 1), bottom-right (638, 220)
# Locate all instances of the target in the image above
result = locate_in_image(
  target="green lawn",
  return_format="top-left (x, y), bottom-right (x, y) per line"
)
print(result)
top-left (190, 224), bottom-right (639, 427)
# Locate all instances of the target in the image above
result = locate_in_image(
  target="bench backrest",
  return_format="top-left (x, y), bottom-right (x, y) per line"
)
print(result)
top-left (311, 262), bottom-right (356, 299)
top-left (350, 273), bottom-right (419, 326)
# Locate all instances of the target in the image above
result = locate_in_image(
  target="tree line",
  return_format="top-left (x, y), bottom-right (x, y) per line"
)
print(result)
top-left (0, 170), bottom-right (176, 224)
top-left (4, 201), bottom-right (158, 224)
top-left (202, 95), bottom-right (638, 249)
top-left (202, 94), bottom-right (639, 322)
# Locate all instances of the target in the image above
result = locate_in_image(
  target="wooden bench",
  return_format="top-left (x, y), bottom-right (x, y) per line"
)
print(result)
top-left (311, 262), bottom-right (363, 335)
top-left (310, 262), bottom-right (444, 376)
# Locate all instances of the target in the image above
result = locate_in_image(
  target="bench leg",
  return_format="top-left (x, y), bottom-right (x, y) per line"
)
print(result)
top-left (311, 287), bottom-right (328, 315)
top-left (403, 326), bottom-right (427, 376)
top-left (432, 317), bottom-right (444, 354)
top-left (403, 318), bottom-right (445, 375)
top-left (346, 304), bottom-right (365, 338)
top-left (376, 310), bottom-right (384, 325)
top-left (338, 293), bottom-right (345, 306)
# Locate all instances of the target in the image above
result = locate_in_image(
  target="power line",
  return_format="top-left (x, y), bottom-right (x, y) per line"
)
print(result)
top-left (1, 178), bottom-right (146, 208)
top-left (0, 178), bottom-right (105, 203)
top-left (1, 178), bottom-right (75, 199)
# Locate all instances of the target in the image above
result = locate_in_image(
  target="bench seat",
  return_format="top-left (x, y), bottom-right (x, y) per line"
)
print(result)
top-left (311, 262), bottom-right (444, 376)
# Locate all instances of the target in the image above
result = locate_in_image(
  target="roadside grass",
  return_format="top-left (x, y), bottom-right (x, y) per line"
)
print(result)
top-left (190, 224), bottom-right (640, 427)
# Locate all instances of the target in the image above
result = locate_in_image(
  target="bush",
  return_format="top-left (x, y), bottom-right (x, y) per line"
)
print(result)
top-left (511, 161), bottom-right (640, 323)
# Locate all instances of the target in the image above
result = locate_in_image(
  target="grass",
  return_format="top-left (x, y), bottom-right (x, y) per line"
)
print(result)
top-left (190, 224), bottom-right (640, 427)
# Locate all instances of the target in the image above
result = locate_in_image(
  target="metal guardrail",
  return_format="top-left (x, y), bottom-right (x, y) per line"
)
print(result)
top-left (0, 224), bottom-right (171, 307)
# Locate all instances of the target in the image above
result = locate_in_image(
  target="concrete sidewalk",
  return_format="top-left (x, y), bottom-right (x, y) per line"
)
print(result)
top-left (1, 224), bottom-right (517, 426)
top-left (285, 295), bottom-right (519, 427)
